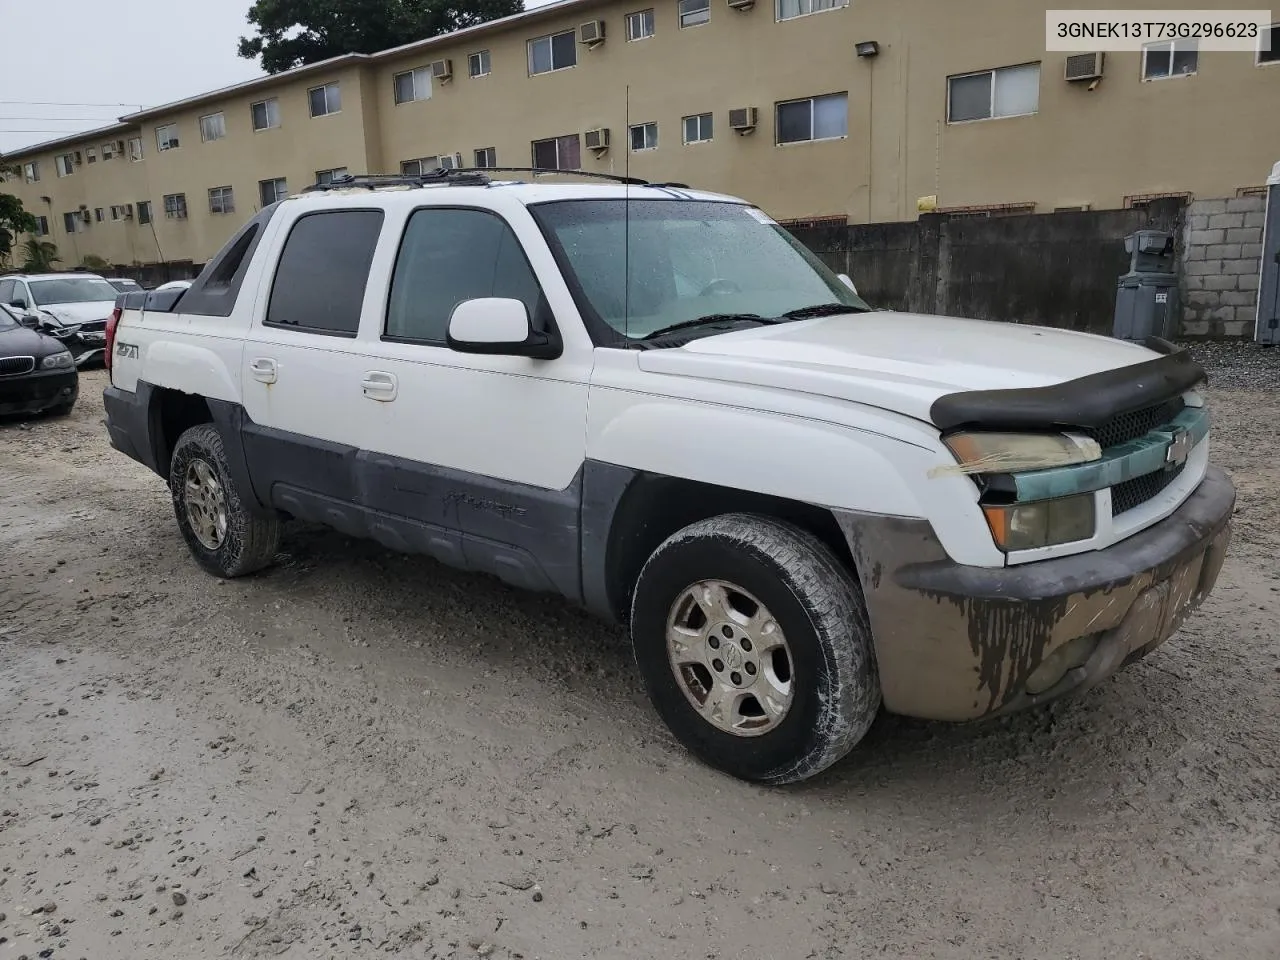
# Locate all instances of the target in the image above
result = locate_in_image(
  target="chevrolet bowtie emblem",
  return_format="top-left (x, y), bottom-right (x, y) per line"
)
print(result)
top-left (1166, 429), bottom-right (1191, 467)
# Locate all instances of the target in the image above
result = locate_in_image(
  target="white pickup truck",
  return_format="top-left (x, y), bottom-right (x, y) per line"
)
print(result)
top-left (103, 170), bottom-right (1234, 784)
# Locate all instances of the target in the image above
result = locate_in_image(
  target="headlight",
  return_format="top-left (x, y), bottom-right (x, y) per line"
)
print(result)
top-left (40, 351), bottom-right (74, 369)
top-left (936, 432), bottom-right (1101, 477)
top-left (981, 494), bottom-right (1096, 552)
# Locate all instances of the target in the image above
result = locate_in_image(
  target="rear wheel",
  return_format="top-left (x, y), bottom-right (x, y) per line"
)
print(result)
top-left (630, 514), bottom-right (880, 784)
top-left (169, 423), bottom-right (281, 578)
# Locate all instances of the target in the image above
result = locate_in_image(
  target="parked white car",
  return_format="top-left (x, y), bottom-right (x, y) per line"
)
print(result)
top-left (102, 172), bottom-right (1234, 783)
top-left (0, 272), bottom-right (118, 366)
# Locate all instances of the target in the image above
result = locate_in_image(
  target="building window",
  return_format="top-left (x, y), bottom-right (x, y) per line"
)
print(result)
top-left (630, 122), bottom-right (658, 151)
top-left (163, 193), bottom-right (188, 220)
top-left (308, 82), bottom-right (342, 117)
top-left (156, 123), bottom-right (180, 151)
top-left (200, 112), bottom-right (227, 142)
top-left (93, 207), bottom-right (104, 222)
top-left (55, 154), bottom-right (75, 177)
top-left (468, 50), bottom-right (491, 77)
top-left (1142, 40), bottom-right (1198, 79)
top-left (400, 155), bottom-right (459, 176)
top-left (33, 215), bottom-right (49, 236)
top-left (776, 0), bottom-right (846, 19)
top-left (251, 98), bottom-right (281, 131)
top-left (528, 30), bottom-right (577, 74)
top-left (947, 63), bottom-right (1040, 122)
top-left (394, 67), bottom-right (432, 104)
top-left (23, 162), bottom-right (39, 183)
top-left (1258, 23), bottom-right (1278, 64)
top-left (316, 167), bottom-right (349, 186)
top-left (627, 9), bottom-right (655, 39)
top-left (128, 136), bottom-right (144, 161)
top-left (137, 201), bottom-right (152, 225)
top-left (208, 186), bottom-right (235, 214)
top-left (109, 205), bottom-right (127, 221)
top-left (679, 0), bottom-right (710, 28)
top-left (776, 92), bottom-right (848, 144)
top-left (63, 212), bottom-right (80, 233)
top-left (474, 147), bottom-right (497, 168)
top-left (86, 147), bottom-right (97, 164)
top-left (531, 134), bottom-right (581, 170)
top-left (683, 112), bottom-right (713, 143)
top-left (102, 140), bottom-right (118, 160)
top-left (259, 178), bottom-right (289, 207)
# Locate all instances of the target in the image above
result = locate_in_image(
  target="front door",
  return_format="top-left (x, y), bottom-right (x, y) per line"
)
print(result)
top-left (352, 203), bottom-right (592, 598)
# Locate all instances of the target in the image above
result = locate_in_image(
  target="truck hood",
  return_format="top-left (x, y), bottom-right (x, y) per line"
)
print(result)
top-left (38, 301), bottom-right (116, 326)
top-left (635, 312), bottom-right (1159, 424)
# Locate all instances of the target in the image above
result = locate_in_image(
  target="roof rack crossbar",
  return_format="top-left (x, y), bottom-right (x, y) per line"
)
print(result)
top-left (304, 167), bottom-right (660, 193)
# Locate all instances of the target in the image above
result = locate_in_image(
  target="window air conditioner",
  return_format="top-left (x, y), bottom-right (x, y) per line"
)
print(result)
top-left (1065, 52), bottom-right (1104, 82)
top-left (579, 20), bottom-right (606, 44)
top-left (584, 127), bottom-right (611, 151)
top-left (728, 107), bottom-right (758, 133)
top-left (430, 59), bottom-right (453, 80)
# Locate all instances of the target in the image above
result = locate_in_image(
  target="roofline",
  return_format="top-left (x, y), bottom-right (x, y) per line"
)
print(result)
top-left (2, 0), bottom-right (603, 160)
top-left (371, 0), bottom-right (599, 61)
top-left (1, 121), bottom-right (137, 162)
top-left (118, 53), bottom-right (370, 124)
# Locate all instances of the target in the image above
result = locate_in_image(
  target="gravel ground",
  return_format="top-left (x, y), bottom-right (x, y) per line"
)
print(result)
top-left (1, 361), bottom-right (1278, 960)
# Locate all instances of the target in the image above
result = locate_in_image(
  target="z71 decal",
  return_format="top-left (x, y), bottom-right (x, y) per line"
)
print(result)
top-left (115, 342), bottom-right (140, 359)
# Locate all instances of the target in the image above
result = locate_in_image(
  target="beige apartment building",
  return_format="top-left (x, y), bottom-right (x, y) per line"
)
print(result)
top-left (3, 0), bottom-right (1278, 270)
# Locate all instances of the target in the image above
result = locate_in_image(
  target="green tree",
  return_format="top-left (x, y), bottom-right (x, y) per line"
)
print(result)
top-left (0, 182), bottom-right (39, 271)
top-left (21, 239), bottom-right (61, 273)
top-left (239, 0), bottom-right (524, 74)
top-left (80, 254), bottom-right (110, 271)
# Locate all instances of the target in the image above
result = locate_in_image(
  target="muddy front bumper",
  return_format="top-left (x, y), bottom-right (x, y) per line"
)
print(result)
top-left (837, 466), bottom-right (1235, 722)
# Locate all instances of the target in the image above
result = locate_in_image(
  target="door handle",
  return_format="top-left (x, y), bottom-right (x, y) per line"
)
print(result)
top-left (249, 357), bottom-right (278, 384)
top-left (361, 371), bottom-right (398, 402)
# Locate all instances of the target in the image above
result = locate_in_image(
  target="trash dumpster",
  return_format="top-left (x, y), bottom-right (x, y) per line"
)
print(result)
top-left (1113, 229), bottom-right (1179, 341)
top-left (1257, 160), bottom-right (1280, 344)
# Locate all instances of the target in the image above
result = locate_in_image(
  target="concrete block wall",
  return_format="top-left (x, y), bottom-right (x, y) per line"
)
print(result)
top-left (1181, 196), bottom-right (1265, 337)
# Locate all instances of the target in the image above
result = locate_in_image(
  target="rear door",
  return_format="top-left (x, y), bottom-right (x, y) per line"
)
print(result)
top-left (238, 205), bottom-right (386, 530)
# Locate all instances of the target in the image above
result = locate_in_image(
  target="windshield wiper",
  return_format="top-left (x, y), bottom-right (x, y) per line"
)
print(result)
top-left (640, 313), bottom-right (772, 341)
top-left (780, 303), bottom-right (871, 320)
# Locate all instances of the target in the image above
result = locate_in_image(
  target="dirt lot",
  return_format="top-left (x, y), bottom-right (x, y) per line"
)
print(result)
top-left (2, 355), bottom-right (1279, 960)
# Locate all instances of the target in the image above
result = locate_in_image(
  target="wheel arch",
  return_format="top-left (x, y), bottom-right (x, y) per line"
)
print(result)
top-left (586, 467), bottom-right (855, 625)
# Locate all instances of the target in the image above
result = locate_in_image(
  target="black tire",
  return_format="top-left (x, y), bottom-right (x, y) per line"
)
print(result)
top-left (631, 514), bottom-right (880, 784)
top-left (169, 423), bottom-right (281, 578)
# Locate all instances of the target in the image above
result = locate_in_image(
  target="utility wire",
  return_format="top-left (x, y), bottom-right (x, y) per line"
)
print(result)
top-left (0, 100), bottom-right (140, 107)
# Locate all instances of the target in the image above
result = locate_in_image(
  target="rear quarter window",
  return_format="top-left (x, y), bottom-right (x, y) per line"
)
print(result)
top-left (265, 209), bottom-right (384, 337)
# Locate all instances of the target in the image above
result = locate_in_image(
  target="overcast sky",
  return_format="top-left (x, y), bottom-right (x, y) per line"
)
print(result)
top-left (1, 0), bottom-right (552, 155)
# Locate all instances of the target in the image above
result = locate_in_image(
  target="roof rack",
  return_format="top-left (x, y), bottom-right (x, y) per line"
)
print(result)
top-left (304, 166), bottom-right (661, 193)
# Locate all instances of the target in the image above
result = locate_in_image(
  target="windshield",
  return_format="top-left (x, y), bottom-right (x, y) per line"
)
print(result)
top-left (29, 277), bottom-right (119, 305)
top-left (108, 279), bottom-right (142, 292)
top-left (531, 199), bottom-right (871, 342)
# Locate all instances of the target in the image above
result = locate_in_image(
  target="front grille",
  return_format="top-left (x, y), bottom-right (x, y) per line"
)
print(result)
top-left (1084, 396), bottom-right (1186, 450)
top-left (0, 356), bottom-right (36, 377)
top-left (77, 320), bottom-right (107, 332)
top-left (1112, 461), bottom-right (1187, 516)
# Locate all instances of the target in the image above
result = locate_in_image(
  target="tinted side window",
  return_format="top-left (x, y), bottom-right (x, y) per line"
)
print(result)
top-left (385, 209), bottom-right (545, 343)
top-left (266, 210), bottom-right (384, 336)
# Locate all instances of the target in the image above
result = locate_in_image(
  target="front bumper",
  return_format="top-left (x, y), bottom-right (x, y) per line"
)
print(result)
top-left (837, 466), bottom-right (1235, 722)
top-left (0, 367), bottom-right (79, 415)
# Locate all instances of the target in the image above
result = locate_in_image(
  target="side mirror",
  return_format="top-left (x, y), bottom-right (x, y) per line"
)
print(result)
top-left (837, 274), bottom-right (858, 295)
top-left (446, 298), bottom-right (562, 360)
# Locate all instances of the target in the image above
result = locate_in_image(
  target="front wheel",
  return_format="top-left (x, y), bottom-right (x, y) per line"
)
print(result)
top-left (169, 423), bottom-right (281, 578)
top-left (630, 514), bottom-right (880, 784)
